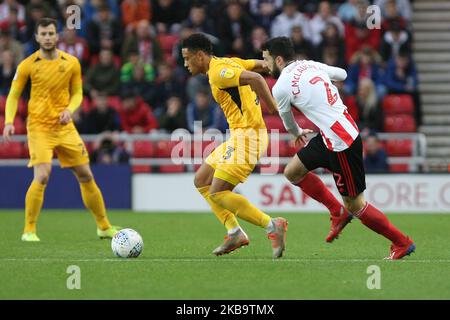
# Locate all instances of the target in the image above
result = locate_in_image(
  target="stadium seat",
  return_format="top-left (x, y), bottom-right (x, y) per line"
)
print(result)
top-left (13, 117), bottom-right (26, 134)
top-left (133, 141), bottom-right (155, 158)
top-left (384, 115), bottom-right (416, 132)
top-left (0, 115), bottom-right (4, 132)
top-left (389, 163), bottom-right (409, 173)
top-left (22, 142), bottom-right (29, 158)
top-left (159, 164), bottom-right (185, 173)
top-left (132, 165), bottom-right (152, 173)
top-left (385, 140), bottom-right (413, 157)
top-left (382, 94), bottom-right (414, 115)
top-left (81, 97), bottom-right (92, 113)
top-left (155, 140), bottom-right (186, 158)
top-left (0, 141), bottom-right (23, 159)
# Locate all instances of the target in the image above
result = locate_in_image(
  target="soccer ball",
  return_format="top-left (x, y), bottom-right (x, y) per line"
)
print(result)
top-left (111, 228), bottom-right (144, 258)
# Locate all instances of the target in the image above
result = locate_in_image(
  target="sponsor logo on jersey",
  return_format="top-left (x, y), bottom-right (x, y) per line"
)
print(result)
top-left (220, 68), bottom-right (235, 79)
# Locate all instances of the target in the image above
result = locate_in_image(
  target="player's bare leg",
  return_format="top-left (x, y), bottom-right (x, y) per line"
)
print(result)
top-left (22, 163), bottom-right (52, 241)
top-left (343, 193), bottom-right (415, 260)
top-left (209, 176), bottom-right (287, 258)
top-left (285, 155), bottom-right (352, 242)
top-left (71, 164), bottom-right (119, 239)
top-left (194, 163), bottom-right (246, 255)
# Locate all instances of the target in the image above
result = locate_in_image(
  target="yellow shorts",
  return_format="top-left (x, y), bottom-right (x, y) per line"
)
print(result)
top-left (27, 125), bottom-right (89, 168)
top-left (205, 128), bottom-right (268, 185)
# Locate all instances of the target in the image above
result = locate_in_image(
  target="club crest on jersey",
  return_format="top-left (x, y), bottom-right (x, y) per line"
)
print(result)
top-left (220, 68), bottom-right (235, 79)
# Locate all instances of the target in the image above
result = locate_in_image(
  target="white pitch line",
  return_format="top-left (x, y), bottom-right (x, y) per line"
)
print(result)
top-left (1, 258), bottom-right (450, 263)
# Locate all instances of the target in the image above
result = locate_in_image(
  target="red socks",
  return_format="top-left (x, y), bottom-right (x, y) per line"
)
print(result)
top-left (296, 172), bottom-right (342, 217)
top-left (354, 202), bottom-right (408, 246)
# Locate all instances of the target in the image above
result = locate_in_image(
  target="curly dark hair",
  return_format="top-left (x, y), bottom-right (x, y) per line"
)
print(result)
top-left (261, 37), bottom-right (295, 62)
top-left (181, 33), bottom-right (213, 55)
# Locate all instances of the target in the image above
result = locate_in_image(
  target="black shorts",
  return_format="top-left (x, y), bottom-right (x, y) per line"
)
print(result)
top-left (297, 134), bottom-right (366, 197)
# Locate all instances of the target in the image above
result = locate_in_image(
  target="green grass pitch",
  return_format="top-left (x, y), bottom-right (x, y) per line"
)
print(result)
top-left (0, 210), bottom-right (449, 299)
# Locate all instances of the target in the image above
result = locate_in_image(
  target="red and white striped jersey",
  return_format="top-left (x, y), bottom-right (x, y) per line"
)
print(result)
top-left (272, 60), bottom-right (359, 152)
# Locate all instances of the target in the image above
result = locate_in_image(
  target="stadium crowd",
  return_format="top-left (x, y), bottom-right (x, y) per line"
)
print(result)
top-left (0, 0), bottom-right (418, 170)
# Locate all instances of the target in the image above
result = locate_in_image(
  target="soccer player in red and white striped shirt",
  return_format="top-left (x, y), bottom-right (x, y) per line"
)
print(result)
top-left (262, 37), bottom-right (415, 260)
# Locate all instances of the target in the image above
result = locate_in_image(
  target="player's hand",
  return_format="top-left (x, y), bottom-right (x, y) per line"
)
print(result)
top-left (2, 124), bottom-right (15, 142)
top-left (294, 129), bottom-right (314, 147)
top-left (59, 109), bottom-right (72, 125)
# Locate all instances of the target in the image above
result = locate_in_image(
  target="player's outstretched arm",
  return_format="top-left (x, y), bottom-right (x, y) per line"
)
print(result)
top-left (315, 61), bottom-right (347, 81)
top-left (239, 71), bottom-right (278, 114)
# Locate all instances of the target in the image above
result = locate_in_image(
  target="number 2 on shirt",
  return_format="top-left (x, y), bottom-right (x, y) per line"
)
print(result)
top-left (309, 76), bottom-right (338, 106)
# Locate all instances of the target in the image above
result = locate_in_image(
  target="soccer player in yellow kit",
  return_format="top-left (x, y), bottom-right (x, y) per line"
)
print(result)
top-left (182, 33), bottom-right (288, 258)
top-left (2, 18), bottom-right (120, 241)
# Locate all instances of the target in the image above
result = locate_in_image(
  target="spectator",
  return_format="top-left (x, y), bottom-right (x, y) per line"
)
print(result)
top-left (86, 3), bottom-right (122, 55)
top-left (24, 3), bottom-right (45, 53)
top-left (158, 95), bottom-right (187, 133)
top-left (380, 21), bottom-right (411, 63)
top-left (91, 132), bottom-right (130, 165)
top-left (120, 50), bottom-right (155, 83)
top-left (355, 78), bottom-right (383, 131)
top-left (345, 19), bottom-right (381, 63)
top-left (245, 25), bottom-right (269, 59)
top-left (374, 0), bottom-right (412, 21)
top-left (316, 22), bottom-right (345, 67)
top-left (363, 132), bottom-right (389, 173)
top-left (0, 49), bottom-right (16, 95)
top-left (0, 0), bottom-right (25, 24)
top-left (121, 0), bottom-right (152, 33)
top-left (337, 0), bottom-right (359, 23)
top-left (271, 0), bottom-right (311, 41)
top-left (121, 19), bottom-right (163, 66)
top-left (0, 29), bottom-right (23, 65)
top-left (85, 49), bottom-right (121, 98)
top-left (121, 62), bottom-right (155, 105)
top-left (119, 92), bottom-right (158, 133)
top-left (217, 0), bottom-right (255, 56)
top-left (384, 50), bottom-right (421, 124)
top-left (384, 50), bottom-right (418, 95)
top-left (0, 6), bottom-right (27, 42)
top-left (149, 62), bottom-right (186, 113)
top-left (181, 3), bottom-right (215, 36)
top-left (291, 25), bottom-right (314, 60)
top-left (152, 0), bottom-right (187, 34)
top-left (83, 92), bottom-right (122, 134)
top-left (309, 1), bottom-right (344, 46)
top-left (381, 0), bottom-right (408, 33)
top-left (345, 47), bottom-right (385, 97)
top-left (249, 0), bottom-right (283, 32)
top-left (187, 89), bottom-right (227, 133)
top-left (57, 27), bottom-right (90, 68)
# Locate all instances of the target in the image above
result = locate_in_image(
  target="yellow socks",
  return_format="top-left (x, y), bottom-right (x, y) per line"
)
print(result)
top-left (209, 190), bottom-right (271, 228)
top-left (24, 180), bottom-right (46, 233)
top-left (80, 179), bottom-right (111, 231)
top-left (197, 186), bottom-right (240, 231)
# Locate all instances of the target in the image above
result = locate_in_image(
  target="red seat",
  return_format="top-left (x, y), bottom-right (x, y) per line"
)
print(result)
top-left (13, 117), bottom-right (26, 134)
top-left (155, 140), bottom-right (182, 158)
top-left (22, 142), bottom-right (29, 158)
top-left (133, 141), bottom-right (155, 158)
top-left (81, 97), bottom-right (92, 113)
top-left (132, 165), bottom-right (152, 173)
top-left (389, 163), bottom-right (409, 173)
top-left (0, 141), bottom-right (23, 158)
top-left (385, 140), bottom-right (413, 157)
top-left (384, 115), bottom-right (416, 132)
top-left (264, 115), bottom-right (286, 132)
top-left (159, 164), bottom-right (185, 173)
top-left (382, 94), bottom-right (414, 115)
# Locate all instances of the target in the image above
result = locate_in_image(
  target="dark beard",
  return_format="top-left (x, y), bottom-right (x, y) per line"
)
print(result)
top-left (271, 62), bottom-right (281, 79)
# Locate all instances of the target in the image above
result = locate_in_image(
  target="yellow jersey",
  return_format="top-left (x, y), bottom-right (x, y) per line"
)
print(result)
top-left (208, 57), bottom-right (266, 130)
top-left (10, 49), bottom-right (82, 131)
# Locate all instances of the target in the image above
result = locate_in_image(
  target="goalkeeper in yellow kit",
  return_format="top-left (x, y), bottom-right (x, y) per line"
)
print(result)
top-left (2, 18), bottom-right (120, 241)
top-left (182, 33), bottom-right (288, 258)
